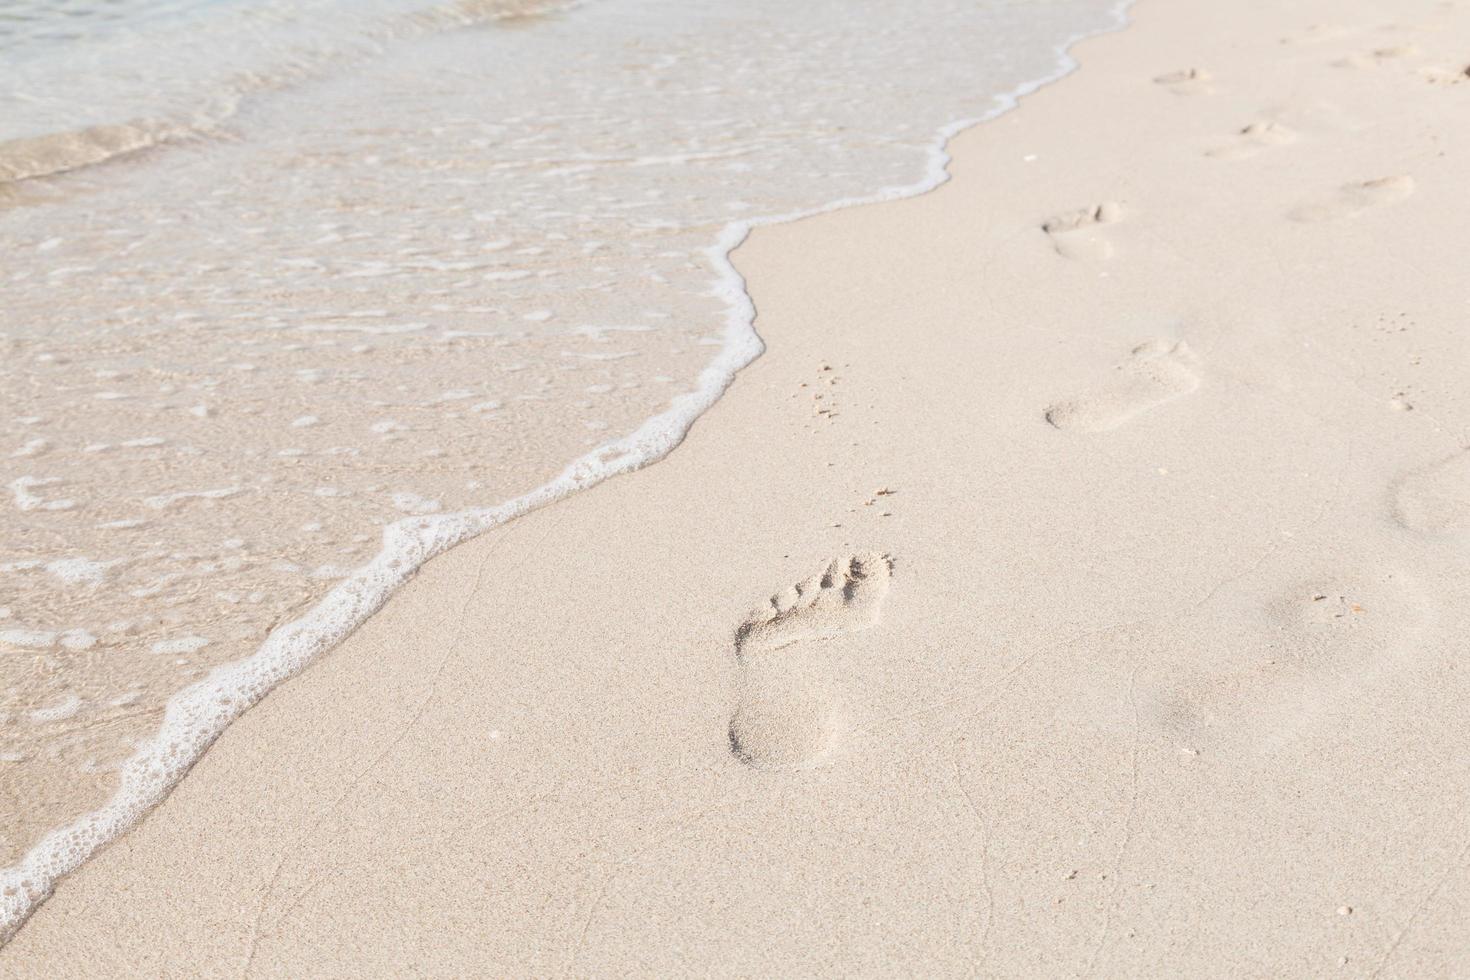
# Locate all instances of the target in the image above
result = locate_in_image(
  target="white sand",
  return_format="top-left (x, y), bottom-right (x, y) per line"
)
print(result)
top-left (6, 0), bottom-right (1470, 974)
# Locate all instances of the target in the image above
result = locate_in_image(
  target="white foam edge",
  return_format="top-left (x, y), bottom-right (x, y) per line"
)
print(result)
top-left (0, 0), bottom-right (1133, 941)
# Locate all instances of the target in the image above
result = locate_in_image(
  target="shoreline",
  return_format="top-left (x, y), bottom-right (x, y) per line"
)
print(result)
top-left (0, 1), bottom-right (1134, 940)
top-left (8, 0), bottom-right (1470, 974)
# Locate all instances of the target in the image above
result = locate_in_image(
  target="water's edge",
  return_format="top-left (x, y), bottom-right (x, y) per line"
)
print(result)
top-left (0, 0), bottom-right (1134, 942)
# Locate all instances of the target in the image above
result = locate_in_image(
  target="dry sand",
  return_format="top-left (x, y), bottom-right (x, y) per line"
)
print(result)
top-left (6, 0), bottom-right (1470, 974)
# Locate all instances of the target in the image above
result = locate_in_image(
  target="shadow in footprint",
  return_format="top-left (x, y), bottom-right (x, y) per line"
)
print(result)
top-left (1153, 67), bottom-right (1213, 95)
top-left (1207, 120), bottom-right (1298, 160)
top-left (1332, 45), bottom-right (1421, 70)
top-left (729, 552), bottom-right (893, 771)
top-left (1421, 64), bottom-right (1470, 86)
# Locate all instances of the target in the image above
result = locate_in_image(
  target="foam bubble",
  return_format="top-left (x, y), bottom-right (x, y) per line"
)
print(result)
top-left (44, 558), bottom-right (109, 587)
top-left (0, 630), bottom-right (58, 651)
top-left (390, 492), bottom-right (442, 515)
top-left (27, 696), bottom-right (82, 725)
top-left (142, 487), bottom-right (242, 510)
top-left (149, 636), bottom-right (210, 656)
top-left (60, 630), bottom-right (98, 652)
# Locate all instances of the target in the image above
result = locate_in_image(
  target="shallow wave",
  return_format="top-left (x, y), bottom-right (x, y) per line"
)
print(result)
top-left (0, 0), bottom-right (572, 186)
top-left (0, 118), bottom-right (199, 185)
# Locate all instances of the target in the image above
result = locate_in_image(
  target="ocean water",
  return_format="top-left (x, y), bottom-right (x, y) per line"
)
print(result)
top-left (0, 0), bottom-right (1128, 937)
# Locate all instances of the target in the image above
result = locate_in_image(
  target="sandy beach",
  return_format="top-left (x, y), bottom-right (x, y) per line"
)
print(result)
top-left (6, 0), bottom-right (1470, 974)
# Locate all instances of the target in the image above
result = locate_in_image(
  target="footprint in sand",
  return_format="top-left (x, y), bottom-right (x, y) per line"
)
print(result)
top-left (1421, 64), bottom-right (1470, 86)
top-left (1288, 175), bottom-right (1415, 222)
top-left (1044, 339), bottom-right (1200, 432)
top-left (1279, 23), bottom-right (1354, 47)
top-left (1149, 570), bottom-right (1432, 752)
top-left (1255, 573), bottom-right (1433, 742)
top-left (1041, 202), bottom-right (1122, 261)
top-left (1393, 449), bottom-right (1470, 541)
top-left (1332, 45), bottom-right (1421, 70)
top-left (1153, 67), bottom-right (1213, 95)
top-left (728, 552), bottom-right (892, 771)
top-left (1207, 120), bottom-right (1298, 160)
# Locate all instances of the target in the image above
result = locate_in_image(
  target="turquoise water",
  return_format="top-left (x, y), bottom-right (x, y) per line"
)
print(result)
top-left (0, 0), bottom-right (210, 49)
top-left (1, 0), bottom-right (516, 145)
